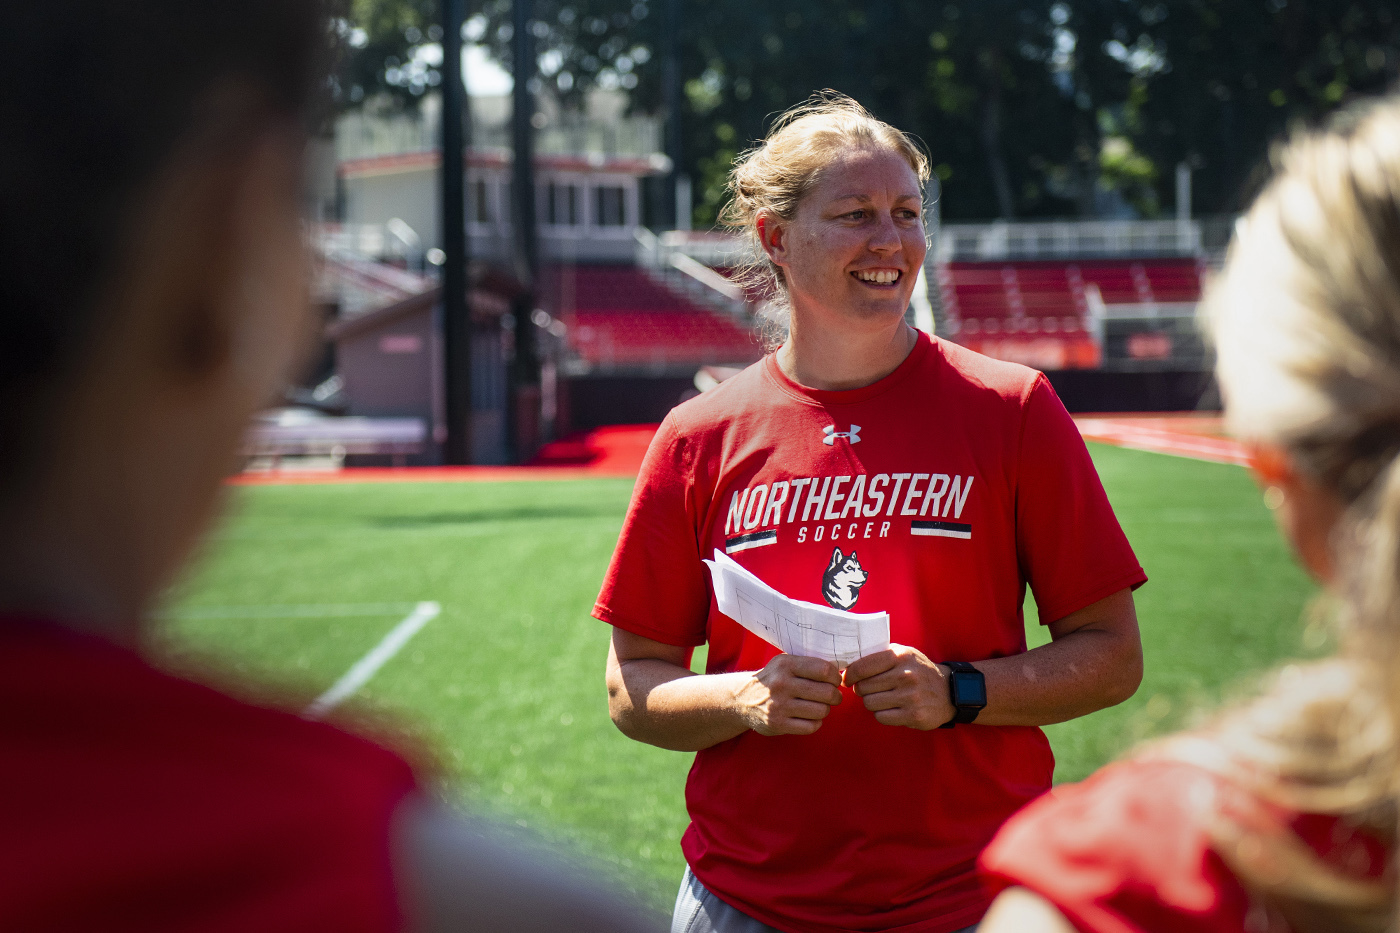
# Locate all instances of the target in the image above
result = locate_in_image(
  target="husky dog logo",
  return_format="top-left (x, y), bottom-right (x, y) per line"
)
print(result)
top-left (821, 547), bottom-right (869, 610)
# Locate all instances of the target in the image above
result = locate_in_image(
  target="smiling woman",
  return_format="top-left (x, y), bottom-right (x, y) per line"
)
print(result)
top-left (598, 91), bottom-right (1147, 933)
top-left (722, 93), bottom-right (930, 363)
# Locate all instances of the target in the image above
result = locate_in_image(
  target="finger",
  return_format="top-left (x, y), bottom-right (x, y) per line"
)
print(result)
top-left (860, 689), bottom-right (905, 713)
top-left (788, 680), bottom-right (843, 706)
top-left (771, 717), bottom-right (823, 736)
top-left (855, 661), bottom-right (926, 696)
top-left (782, 655), bottom-right (841, 685)
top-left (873, 708), bottom-right (917, 728)
top-left (843, 650), bottom-right (898, 684)
top-left (851, 670), bottom-right (903, 697)
top-left (776, 698), bottom-right (836, 721)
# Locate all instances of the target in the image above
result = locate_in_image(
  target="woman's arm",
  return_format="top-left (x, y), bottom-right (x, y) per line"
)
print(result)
top-left (605, 628), bottom-right (843, 751)
top-left (980, 887), bottom-right (1079, 933)
top-left (844, 587), bottom-right (1142, 729)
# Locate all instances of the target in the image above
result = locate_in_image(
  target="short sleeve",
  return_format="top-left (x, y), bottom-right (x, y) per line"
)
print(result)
top-left (979, 761), bottom-right (1252, 933)
top-left (592, 414), bottom-right (710, 647)
top-left (1016, 376), bottom-right (1146, 624)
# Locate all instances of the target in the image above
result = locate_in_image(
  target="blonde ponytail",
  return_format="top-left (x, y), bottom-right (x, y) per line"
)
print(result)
top-left (1186, 96), bottom-right (1400, 929)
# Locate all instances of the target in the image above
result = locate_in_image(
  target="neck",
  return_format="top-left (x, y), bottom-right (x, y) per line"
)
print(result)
top-left (776, 316), bottom-right (918, 391)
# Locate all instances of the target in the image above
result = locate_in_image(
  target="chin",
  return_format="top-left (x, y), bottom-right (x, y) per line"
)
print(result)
top-left (849, 296), bottom-right (914, 324)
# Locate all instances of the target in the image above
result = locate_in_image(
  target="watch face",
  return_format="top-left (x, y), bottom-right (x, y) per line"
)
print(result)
top-left (951, 670), bottom-right (986, 707)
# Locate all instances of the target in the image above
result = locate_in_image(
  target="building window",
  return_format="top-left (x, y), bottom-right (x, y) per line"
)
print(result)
top-left (596, 185), bottom-right (626, 227)
top-left (546, 183), bottom-right (583, 226)
top-left (472, 178), bottom-right (491, 224)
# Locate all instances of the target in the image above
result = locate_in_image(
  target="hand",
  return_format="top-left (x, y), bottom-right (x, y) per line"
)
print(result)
top-left (843, 645), bottom-right (953, 730)
top-left (732, 655), bottom-right (842, 736)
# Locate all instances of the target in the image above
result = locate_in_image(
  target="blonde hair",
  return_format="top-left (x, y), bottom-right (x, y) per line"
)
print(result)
top-left (1184, 96), bottom-right (1400, 932)
top-left (719, 91), bottom-right (930, 347)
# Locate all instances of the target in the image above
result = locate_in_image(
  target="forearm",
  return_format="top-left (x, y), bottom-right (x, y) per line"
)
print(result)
top-left (607, 658), bottom-right (756, 751)
top-left (971, 625), bottom-right (1142, 727)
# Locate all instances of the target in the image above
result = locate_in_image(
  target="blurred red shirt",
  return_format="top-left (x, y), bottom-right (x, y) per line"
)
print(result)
top-left (981, 758), bottom-right (1390, 933)
top-left (0, 617), bottom-right (417, 931)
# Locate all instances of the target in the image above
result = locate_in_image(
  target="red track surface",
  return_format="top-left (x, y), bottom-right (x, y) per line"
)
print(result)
top-left (230, 424), bottom-right (659, 486)
top-left (231, 414), bottom-right (1248, 486)
top-left (1073, 413), bottom-right (1249, 466)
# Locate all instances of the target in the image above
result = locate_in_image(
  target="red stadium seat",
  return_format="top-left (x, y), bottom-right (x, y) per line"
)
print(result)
top-left (544, 265), bottom-right (761, 368)
top-left (937, 258), bottom-right (1203, 370)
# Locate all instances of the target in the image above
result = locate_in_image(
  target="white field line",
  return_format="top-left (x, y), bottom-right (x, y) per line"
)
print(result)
top-left (166, 603), bottom-right (418, 620)
top-left (303, 601), bottom-right (441, 720)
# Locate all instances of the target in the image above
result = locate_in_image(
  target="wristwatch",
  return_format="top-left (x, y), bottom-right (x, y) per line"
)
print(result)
top-left (938, 661), bottom-right (986, 728)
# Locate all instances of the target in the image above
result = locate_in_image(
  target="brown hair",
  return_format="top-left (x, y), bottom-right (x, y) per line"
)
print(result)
top-left (0, 1), bottom-right (326, 497)
top-left (720, 91), bottom-right (931, 346)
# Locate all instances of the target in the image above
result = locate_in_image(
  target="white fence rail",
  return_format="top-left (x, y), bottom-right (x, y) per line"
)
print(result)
top-left (936, 220), bottom-right (1203, 262)
top-left (639, 219), bottom-right (1216, 269)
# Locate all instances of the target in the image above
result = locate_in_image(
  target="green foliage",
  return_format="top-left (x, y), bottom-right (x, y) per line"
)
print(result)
top-left (333, 0), bottom-right (1400, 219)
top-left (162, 445), bottom-right (1316, 907)
top-left (329, 0), bottom-right (441, 109)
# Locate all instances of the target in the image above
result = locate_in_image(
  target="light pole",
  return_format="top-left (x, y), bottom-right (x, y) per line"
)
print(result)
top-left (440, 0), bottom-right (472, 464)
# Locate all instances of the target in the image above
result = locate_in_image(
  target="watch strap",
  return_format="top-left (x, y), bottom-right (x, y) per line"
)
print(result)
top-left (939, 661), bottom-right (984, 729)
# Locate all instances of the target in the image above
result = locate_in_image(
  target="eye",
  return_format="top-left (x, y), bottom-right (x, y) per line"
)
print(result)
top-left (844, 209), bottom-right (867, 220)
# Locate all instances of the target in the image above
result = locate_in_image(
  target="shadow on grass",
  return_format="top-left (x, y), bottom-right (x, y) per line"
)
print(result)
top-left (367, 504), bottom-right (624, 527)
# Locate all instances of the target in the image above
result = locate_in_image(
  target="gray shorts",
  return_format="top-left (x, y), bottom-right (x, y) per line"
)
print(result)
top-left (671, 866), bottom-right (979, 933)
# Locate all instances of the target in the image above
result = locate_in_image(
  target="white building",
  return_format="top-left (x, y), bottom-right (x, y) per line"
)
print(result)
top-left (332, 90), bottom-right (670, 264)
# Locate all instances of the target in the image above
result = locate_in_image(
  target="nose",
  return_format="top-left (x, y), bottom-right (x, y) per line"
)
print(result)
top-left (868, 213), bottom-right (902, 255)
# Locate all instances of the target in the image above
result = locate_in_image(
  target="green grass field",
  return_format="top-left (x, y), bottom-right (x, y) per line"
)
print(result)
top-left (158, 443), bottom-right (1318, 909)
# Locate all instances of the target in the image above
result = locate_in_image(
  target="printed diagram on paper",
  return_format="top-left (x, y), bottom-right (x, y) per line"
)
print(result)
top-left (704, 550), bottom-right (889, 667)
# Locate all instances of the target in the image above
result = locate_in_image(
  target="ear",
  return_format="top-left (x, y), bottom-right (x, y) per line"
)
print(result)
top-left (1247, 443), bottom-right (1295, 490)
top-left (828, 547), bottom-right (843, 569)
top-left (756, 210), bottom-right (789, 269)
top-left (120, 122), bottom-right (309, 390)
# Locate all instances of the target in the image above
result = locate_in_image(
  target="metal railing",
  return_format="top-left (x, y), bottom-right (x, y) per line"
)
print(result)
top-left (638, 219), bottom-right (1234, 269)
top-left (636, 229), bottom-right (754, 269)
top-left (936, 219), bottom-right (1204, 262)
top-left (336, 105), bottom-right (664, 163)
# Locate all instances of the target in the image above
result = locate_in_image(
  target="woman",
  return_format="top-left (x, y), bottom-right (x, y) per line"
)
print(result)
top-left (596, 93), bottom-right (1148, 933)
top-left (0, 3), bottom-right (657, 929)
top-left (979, 97), bottom-right (1400, 933)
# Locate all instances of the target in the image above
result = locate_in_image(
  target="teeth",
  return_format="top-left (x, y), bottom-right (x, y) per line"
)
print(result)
top-left (855, 270), bottom-right (900, 284)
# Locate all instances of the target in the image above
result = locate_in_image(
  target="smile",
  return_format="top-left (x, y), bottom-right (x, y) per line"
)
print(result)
top-left (853, 269), bottom-right (901, 285)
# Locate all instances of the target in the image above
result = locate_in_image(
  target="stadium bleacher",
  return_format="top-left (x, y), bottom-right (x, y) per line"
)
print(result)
top-left (937, 258), bottom-right (1206, 371)
top-left (543, 264), bottom-right (760, 370)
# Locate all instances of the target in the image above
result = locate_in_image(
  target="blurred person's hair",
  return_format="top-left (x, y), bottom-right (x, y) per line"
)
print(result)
top-left (719, 91), bottom-right (931, 349)
top-left (1174, 95), bottom-right (1400, 933)
top-left (0, 1), bottom-right (325, 496)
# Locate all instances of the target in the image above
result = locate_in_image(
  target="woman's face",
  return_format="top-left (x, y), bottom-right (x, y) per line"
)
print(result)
top-left (763, 145), bottom-right (926, 333)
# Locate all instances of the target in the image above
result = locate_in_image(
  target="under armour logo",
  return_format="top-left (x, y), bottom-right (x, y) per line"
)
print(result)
top-left (822, 424), bottom-right (861, 445)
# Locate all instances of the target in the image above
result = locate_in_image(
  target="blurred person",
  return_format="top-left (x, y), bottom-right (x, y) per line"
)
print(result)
top-left (597, 93), bottom-right (1146, 933)
top-left (978, 96), bottom-right (1400, 933)
top-left (0, 3), bottom-right (659, 930)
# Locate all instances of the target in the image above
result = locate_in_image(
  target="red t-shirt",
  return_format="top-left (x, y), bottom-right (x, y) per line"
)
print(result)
top-left (0, 617), bottom-right (418, 931)
top-left (595, 333), bottom-right (1146, 933)
top-left (979, 758), bottom-right (1390, 933)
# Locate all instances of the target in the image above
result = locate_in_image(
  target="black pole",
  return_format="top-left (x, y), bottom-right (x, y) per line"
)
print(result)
top-left (510, 0), bottom-right (541, 461)
top-left (441, 0), bottom-right (472, 464)
top-left (663, 0), bottom-right (681, 229)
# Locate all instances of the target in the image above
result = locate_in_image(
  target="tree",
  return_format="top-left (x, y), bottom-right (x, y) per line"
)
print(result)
top-left (336, 0), bottom-right (1400, 221)
top-left (1100, 0), bottom-right (1400, 214)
